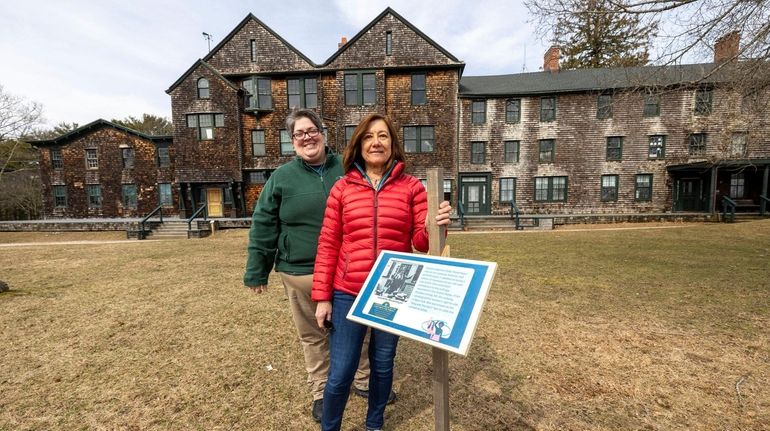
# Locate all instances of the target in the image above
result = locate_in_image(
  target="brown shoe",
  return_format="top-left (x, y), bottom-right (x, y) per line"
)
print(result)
top-left (312, 399), bottom-right (323, 422)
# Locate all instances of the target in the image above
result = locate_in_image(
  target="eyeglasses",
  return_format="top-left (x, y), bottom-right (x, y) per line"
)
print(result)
top-left (292, 128), bottom-right (321, 140)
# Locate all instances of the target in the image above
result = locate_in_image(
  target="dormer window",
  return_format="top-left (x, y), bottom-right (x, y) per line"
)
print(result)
top-left (197, 78), bottom-right (210, 99)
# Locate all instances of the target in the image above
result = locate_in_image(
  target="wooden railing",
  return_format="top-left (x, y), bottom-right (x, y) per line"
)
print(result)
top-left (760, 195), bottom-right (769, 216)
top-left (722, 196), bottom-right (736, 223)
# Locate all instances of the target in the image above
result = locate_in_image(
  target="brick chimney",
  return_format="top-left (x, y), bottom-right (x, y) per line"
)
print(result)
top-left (714, 31), bottom-right (740, 64)
top-left (544, 46), bottom-right (560, 72)
top-left (338, 36), bottom-right (347, 49)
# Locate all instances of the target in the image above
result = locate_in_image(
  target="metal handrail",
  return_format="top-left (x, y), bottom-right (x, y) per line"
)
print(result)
top-left (722, 196), bottom-right (736, 223)
top-left (509, 201), bottom-right (521, 230)
top-left (140, 205), bottom-right (163, 239)
top-left (187, 204), bottom-right (208, 232)
top-left (760, 195), bottom-right (769, 216)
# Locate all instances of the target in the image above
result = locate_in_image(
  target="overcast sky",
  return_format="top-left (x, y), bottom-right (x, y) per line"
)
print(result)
top-left (0, 0), bottom-right (556, 128)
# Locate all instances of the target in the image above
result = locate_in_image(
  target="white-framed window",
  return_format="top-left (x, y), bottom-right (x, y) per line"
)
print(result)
top-left (85, 149), bottom-right (98, 169)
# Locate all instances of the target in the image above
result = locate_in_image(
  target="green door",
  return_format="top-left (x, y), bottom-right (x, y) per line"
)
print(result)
top-left (460, 176), bottom-right (489, 215)
top-left (677, 178), bottom-right (703, 211)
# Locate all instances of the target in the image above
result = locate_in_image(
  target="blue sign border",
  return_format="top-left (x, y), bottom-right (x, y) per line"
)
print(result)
top-left (349, 251), bottom-right (493, 352)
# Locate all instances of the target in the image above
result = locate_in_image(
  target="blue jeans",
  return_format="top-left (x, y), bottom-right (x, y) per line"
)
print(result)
top-left (321, 291), bottom-right (399, 431)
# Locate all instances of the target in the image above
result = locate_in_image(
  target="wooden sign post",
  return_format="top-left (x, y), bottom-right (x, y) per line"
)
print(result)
top-left (426, 168), bottom-right (450, 431)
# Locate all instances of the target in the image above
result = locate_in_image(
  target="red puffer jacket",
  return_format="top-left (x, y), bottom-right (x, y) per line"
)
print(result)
top-left (312, 161), bottom-right (429, 301)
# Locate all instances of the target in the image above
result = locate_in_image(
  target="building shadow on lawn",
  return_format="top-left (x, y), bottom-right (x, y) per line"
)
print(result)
top-left (387, 334), bottom-right (538, 430)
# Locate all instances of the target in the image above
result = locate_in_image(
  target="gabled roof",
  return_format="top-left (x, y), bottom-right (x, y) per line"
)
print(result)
top-left (204, 13), bottom-right (316, 67)
top-left (27, 119), bottom-right (172, 147)
top-left (322, 7), bottom-right (461, 66)
top-left (459, 63), bottom-right (726, 97)
top-left (166, 59), bottom-right (241, 94)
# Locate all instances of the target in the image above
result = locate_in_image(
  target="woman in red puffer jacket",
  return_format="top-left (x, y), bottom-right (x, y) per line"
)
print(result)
top-left (312, 113), bottom-right (451, 431)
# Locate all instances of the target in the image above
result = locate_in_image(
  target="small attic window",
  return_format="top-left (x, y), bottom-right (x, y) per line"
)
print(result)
top-left (250, 39), bottom-right (257, 62)
top-left (197, 78), bottom-right (210, 99)
top-left (386, 31), bottom-right (392, 56)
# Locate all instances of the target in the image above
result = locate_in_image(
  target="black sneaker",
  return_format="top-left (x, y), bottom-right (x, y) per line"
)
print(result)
top-left (312, 399), bottom-right (323, 423)
top-left (352, 387), bottom-right (397, 404)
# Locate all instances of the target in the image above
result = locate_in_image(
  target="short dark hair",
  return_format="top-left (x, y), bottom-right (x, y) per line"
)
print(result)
top-left (285, 109), bottom-right (323, 134)
top-left (342, 113), bottom-right (405, 172)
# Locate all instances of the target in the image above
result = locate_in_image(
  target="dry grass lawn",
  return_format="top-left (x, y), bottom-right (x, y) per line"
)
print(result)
top-left (1, 221), bottom-right (768, 430)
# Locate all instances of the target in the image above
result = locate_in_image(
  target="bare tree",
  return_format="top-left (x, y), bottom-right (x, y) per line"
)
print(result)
top-left (0, 85), bottom-right (43, 180)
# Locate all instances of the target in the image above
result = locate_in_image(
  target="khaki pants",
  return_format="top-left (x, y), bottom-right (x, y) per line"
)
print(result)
top-left (280, 273), bottom-right (370, 400)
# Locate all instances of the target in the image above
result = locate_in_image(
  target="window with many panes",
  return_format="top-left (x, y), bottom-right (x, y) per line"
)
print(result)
top-left (597, 93), bottom-right (612, 119)
top-left (471, 142), bottom-right (486, 164)
top-left (730, 132), bottom-right (747, 157)
top-left (443, 179), bottom-right (452, 202)
top-left (411, 73), bottom-right (426, 105)
top-left (730, 173), bottom-right (745, 198)
top-left (156, 145), bottom-right (170, 167)
top-left (87, 184), bottom-right (102, 208)
top-left (252, 130), bottom-right (266, 156)
top-left (345, 72), bottom-right (376, 106)
top-left (644, 91), bottom-right (660, 117)
top-left (606, 136), bottom-right (623, 161)
top-left (694, 87), bottom-right (712, 115)
top-left (243, 77), bottom-right (272, 110)
top-left (248, 171), bottom-right (271, 184)
top-left (601, 175), bottom-right (618, 202)
top-left (534, 176), bottom-right (567, 202)
top-left (506, 99), bottom-right (521, 123)
top-left (187, 113), bottom-right (224, 140)
top-left (539, 139), bottom-right (555, 163)
top-left (471, 100), bottom-right (486, 124)
top-left (688, 133), bottom-right (707, 157)
top-left (50, 148), bottom-right (63, 169)
top-left (648, 135), bottom-right (665, 159)
top-left (122, 184), bottom-right (137, 209)
top-left (279, 130), bottom-right (293, 155)
top-left (635, 174), bottom-right (652, 201)
top-left (250, 39), bottom-right (257, 61)
top-left (504, 141), bottom-right (519, 163)
top-left (403, 126), bottom-right (434, 153)
top-left (540, 96), bottom-right (556, 122)
top-left (121, 148), bottom-right (134, 168)
top-left (159, 183), bottom-right (173, 206)
top-left (85, 149), bottom-right (98, 169)
top-left (197, 78), bottom-right (209, 99)
top-left (53, 185), bottom-right (67, 207)
top-left (386, 31), bottom-right (392, 55)
top-left (500, 177), bottom-right (516, 202)
top-left (287, 77), bottom-right (317, 109)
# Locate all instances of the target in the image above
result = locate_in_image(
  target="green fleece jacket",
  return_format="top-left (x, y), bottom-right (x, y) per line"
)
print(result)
top-left (243, 150), bottom-right (344, 286)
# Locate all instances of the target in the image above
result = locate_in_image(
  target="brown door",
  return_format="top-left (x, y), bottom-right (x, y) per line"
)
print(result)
top-left (206, 188), bottom-right (223, 217)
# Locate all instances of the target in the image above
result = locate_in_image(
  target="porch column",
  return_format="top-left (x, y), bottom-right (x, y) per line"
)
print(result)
top-left (762, 165), bottom-right (769, 214)
top-left (709, 166), bottom-right (718, 214)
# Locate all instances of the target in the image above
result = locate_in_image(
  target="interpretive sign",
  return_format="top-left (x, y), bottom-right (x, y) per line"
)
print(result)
top-left (347, 250), bottom-right (496, 356)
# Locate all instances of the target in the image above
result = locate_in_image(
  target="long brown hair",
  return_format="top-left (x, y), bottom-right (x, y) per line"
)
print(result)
top-left (342, 113), bottom-right (406, 173)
